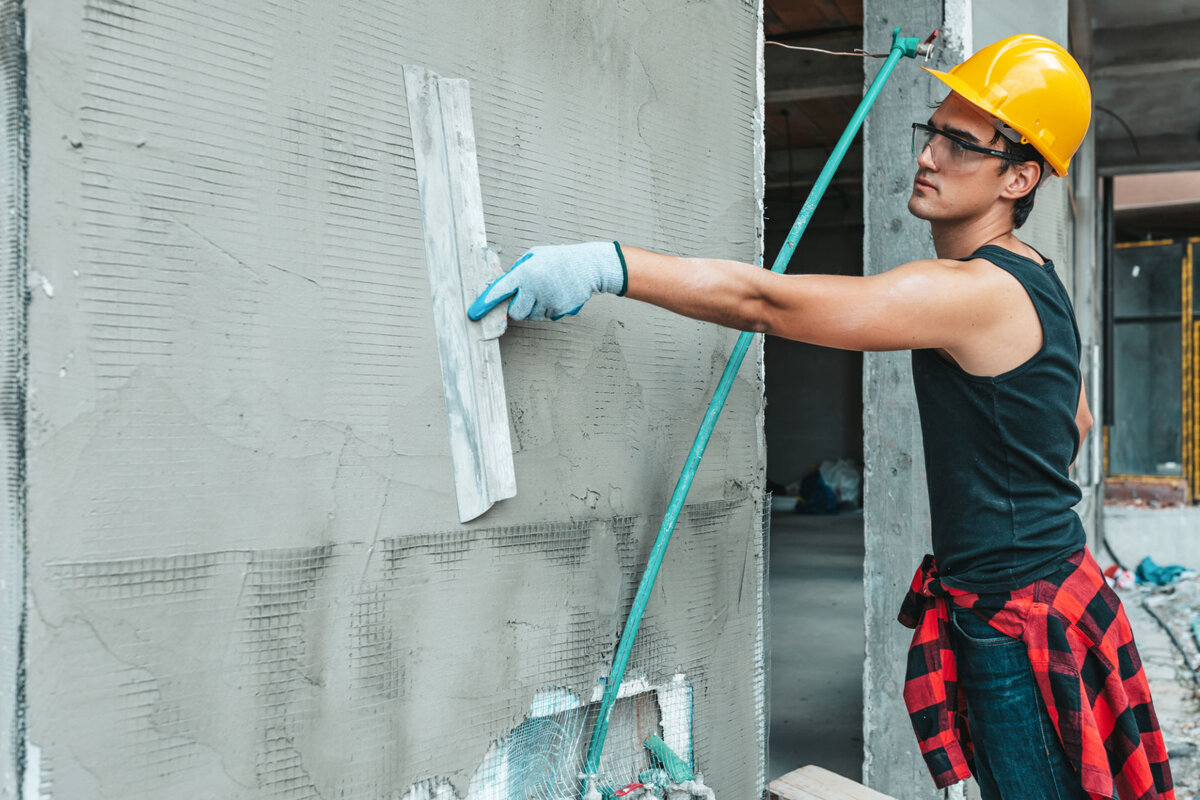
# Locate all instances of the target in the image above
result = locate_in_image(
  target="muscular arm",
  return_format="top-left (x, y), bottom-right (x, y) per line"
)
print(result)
top-left (621, 246), bottom-right (989, 353)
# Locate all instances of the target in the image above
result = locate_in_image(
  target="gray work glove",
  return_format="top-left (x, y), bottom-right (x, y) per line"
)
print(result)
top-left (467, 241), bottom-right (628, 322)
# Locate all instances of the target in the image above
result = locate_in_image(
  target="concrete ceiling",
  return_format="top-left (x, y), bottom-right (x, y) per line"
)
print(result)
top-left (1084, 0), bottom-right (1200, 175)
top-left (762, 0), bottom-right (863, 196)
top-left (763, 0), bottom-right (1200, 186)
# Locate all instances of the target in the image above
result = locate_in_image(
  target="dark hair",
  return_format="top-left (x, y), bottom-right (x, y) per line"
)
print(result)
top-left (993, 131), bottom-right (1045, 229)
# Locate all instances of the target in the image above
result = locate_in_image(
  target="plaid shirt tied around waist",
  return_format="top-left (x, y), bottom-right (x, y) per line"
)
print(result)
top-left (898, 548), bottom-right (1174, 799)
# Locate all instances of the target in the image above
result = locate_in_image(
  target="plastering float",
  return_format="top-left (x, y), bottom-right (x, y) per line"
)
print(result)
top-left (403, 65), bottom-right (516, 523)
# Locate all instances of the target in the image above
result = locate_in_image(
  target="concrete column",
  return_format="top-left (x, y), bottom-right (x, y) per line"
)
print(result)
top-left (1071, 124), bottom-right (1103, 550)
top-left (1067, 7), bottom-right (1104, 549)
top-left (860, 2), bottom-right (963, 796)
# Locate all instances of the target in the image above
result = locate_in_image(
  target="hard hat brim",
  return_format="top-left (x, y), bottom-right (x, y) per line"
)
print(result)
top-left (922, 65), bottom-right (1070, 177)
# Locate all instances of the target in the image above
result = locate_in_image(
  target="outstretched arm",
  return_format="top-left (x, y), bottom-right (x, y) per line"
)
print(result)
top-left (620, 246), bottom-right (983, 353)
top-left (470, 242), bottom-right (992, 354)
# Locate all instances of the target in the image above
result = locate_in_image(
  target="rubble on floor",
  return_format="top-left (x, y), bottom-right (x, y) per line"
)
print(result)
top-left (1119, 578), bottom-right (1200, 796)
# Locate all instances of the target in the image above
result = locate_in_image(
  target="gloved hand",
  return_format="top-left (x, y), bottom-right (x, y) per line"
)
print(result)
top-left (467, 241), bottom-right (628, 322)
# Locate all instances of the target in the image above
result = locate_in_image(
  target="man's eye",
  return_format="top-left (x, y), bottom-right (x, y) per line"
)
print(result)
top-left (947, 138), bottom-right (967, 154)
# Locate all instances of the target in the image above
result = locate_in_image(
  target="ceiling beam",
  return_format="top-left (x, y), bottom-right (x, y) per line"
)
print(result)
top-left (765, 174), bottom-right (862, 193)
top-left (1092, 19), bottom-right (1200, 79)
top-left (765, 33), bottom-right (864, 103)
top-left (764, 144), bottom-right (863, 190)
top-left (767, 25), bottom-right (863, 44)
top-left (1095, 58), bottom-right (1200, 80)
top-left (767, 81), bottom-right (863, 104)
top-left (1096, 134), bottom-right (1200, 175)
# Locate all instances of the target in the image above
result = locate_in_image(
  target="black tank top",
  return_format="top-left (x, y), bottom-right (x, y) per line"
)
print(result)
top-left (911, 245), bottom-right (1085, 592)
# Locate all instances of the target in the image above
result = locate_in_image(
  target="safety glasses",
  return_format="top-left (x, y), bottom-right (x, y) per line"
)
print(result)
top-left (911, 122), bottom-right (1025, 171)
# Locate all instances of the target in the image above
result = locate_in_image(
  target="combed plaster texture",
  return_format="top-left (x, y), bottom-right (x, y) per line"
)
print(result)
top-left (16, 1), bottom-right (767, 797)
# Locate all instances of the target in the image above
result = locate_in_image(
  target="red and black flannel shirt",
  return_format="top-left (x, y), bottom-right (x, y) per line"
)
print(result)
top-left (899, 548), bottom-right (1175, 799)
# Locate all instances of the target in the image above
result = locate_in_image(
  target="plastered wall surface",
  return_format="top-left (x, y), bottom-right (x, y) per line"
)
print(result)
top-left (20, 1), bottom-right (766, 798)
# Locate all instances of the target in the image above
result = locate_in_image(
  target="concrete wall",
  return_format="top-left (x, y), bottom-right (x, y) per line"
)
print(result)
top-left (16, 1), bottom-right (767, 798)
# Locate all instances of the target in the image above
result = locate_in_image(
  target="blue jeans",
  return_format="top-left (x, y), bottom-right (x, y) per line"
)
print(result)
top-left (949, 607), bottom-right (1090, 800)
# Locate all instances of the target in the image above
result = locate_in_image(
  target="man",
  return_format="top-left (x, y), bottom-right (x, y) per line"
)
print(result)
top-left (468, 35), bottom-right (1173, 800)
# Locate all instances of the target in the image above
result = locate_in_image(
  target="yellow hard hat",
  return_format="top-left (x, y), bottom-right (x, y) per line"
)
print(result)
top-left (923, 34), bottom-right (1091, 177)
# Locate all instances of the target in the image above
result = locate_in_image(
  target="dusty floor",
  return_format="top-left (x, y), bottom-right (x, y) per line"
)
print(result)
top-left (1101, 505), bottom-right (1200, 796)
top-left (767, 510), bottom-right (865, 783)
top-left (767, 504), bottom-right (1200, 795)
top-left (1120, 581), bottom-right (1200, 796)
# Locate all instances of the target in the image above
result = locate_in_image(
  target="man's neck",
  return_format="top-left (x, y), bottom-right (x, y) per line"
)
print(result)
top-left (930, 215), bottom-right (1018, 261)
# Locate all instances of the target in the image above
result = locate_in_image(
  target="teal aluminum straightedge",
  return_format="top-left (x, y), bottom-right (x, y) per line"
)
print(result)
top-left (581, 27), bottom-right (930, 798)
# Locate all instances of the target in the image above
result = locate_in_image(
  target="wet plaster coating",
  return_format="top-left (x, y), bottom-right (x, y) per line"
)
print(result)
top-left (20, 1), bottom-right (765, 798)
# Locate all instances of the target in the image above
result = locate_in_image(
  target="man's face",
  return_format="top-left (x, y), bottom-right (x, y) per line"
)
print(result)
top-left (907, 93), bottom-right (1012, 223)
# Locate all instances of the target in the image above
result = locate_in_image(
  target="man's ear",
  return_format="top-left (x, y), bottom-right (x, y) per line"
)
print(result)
top-left (1000, 160), bottom-right (1042, 201)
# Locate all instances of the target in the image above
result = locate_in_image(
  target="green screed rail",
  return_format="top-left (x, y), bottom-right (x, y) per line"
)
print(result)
top-left (581, 27), bottom-right (935, 798)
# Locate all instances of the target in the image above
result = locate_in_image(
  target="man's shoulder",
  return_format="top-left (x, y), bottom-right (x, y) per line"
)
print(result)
top-left (885, 256), bottom-right (1033, 316)
top-left (889, 255), bottom-right (1013, 287)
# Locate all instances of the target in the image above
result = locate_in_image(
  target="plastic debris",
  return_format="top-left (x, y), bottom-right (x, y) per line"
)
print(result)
top-left (1136, 557), bottom-right (1197, 586)
top-left (1104, 564), bottom-right (1136, 590)
top-left (820, 458), bottom-right (862, 507)
top-left (795, 468), bottom-right (837, 515)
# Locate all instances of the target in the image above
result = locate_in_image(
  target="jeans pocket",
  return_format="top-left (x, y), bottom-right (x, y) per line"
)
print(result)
top-left (950, 609), bottom-right (1020, 648)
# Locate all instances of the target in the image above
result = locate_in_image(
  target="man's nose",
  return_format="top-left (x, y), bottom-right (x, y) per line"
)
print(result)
top-left (916, 141), bottom-right (937, 170)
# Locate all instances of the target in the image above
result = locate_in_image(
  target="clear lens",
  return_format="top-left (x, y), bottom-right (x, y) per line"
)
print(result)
top-left (912, 124), bottom-right (1004, 172)
top-left (912, 125), bottom-right (933, 160)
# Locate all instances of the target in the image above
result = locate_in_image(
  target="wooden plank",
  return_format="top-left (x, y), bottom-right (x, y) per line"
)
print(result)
top-left (403, 65), bottom-right (517, 523)
top-left (768, 765), bottom-right (899, 800)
